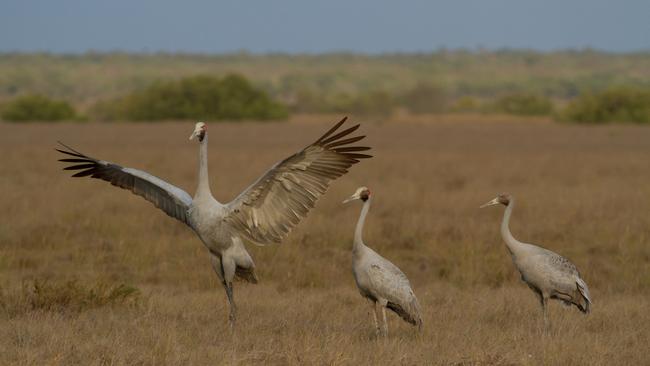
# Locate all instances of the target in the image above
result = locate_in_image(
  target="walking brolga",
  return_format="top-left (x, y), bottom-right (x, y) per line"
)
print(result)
top-left (57, 117), bottom-right (372, 328)
top-left (343, 187), bottom-right (423, 336)
top-left (481, 193), bottom-right (591, 332)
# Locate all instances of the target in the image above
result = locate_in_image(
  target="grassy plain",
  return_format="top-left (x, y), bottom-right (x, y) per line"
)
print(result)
top-left (1, 116), bottom-right (649, 365)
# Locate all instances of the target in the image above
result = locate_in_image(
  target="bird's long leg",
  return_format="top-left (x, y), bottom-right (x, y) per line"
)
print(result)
top-left (371, 301), bottom-right (381, 336)
top-left (209, 253), bottom-right (237, 331)
top-left (381, 306), bottom-right (388, 337)
top-left (541, 296), bottom-right (549, 335)
top-left (225, 281), bottom-right (237, 331)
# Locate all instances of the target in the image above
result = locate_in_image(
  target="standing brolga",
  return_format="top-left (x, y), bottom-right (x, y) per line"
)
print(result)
top-left (343, 187), bottom-right (423, 336)
top-left (481, 193), bottom-right (591, 332)
top-left (57, 117), bottom-right (371, 328)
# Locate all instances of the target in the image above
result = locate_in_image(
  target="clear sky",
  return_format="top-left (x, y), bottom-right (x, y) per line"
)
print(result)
top-left (1, 0), bottom-right (648, 54)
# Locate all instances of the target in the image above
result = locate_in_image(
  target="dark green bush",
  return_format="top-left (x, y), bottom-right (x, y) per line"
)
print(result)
top-left (1, 94), bottom-right (77, 121)
top-left (559, 87), bottom-right (650, 123)
top-left (490, 93), bottom-right (553, 116)
top-left (95, 74), bottom-right (288, 121)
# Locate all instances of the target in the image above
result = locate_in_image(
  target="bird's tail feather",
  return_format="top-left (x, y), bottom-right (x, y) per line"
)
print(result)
top-left (387, 296), bottom-right (423, 329)
top-left (576, 277), bottom-right (591, 313)
top-left (235, 266), bottom-right (258, 284)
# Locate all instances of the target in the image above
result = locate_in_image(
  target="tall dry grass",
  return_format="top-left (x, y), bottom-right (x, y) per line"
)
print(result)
top-left (0, 116), bottom-right (649, 365)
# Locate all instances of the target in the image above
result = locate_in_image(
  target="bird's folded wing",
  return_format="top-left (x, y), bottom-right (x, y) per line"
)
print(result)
top-left (368, 262), bottom-right (414, 301)
top-left (56, 142), bottom-right (193, 225)
top-left (542, 250), bottom-right (580, 275)
top-left (224, 117), bottom-right (372, 245)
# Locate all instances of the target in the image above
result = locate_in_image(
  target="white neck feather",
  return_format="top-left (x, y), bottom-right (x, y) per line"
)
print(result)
top-left (500, 198), bottom-right (526, 257)
top-left (353, 196), bottom-right (371, 254)
top-left (194, 135), bottom-right (213, 200)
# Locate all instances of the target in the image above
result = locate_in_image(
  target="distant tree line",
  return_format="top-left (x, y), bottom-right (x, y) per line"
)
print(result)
top-left (1, 73), bottom-right (649, 124)
top-left (286, 83), bottom-right (650, 123)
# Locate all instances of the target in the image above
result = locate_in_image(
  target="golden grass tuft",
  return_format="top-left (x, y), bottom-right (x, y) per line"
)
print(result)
top-left (0, 280), bottom-right (140, 316)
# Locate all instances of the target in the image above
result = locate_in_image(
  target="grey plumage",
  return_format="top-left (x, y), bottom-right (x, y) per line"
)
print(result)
top-left (481, 193), bottom-right (591, 331)
top-left (225, 121), bottom-right (371, 245)
top-left (344, 187), bottom-right (422, 336)
top-left (57, 118), bottom-right (371, 327)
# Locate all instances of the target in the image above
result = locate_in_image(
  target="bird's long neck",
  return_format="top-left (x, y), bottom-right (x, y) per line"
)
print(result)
top-left (500, 199), bottom-right (526, 257)
top-left (353, 197), bottom-right (371, 254)
top-left (194, 135), bottom-right (213, 200)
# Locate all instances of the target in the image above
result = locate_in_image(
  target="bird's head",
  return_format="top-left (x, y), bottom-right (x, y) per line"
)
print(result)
top-left (343, 186), bottom-right (371, 204)
top-left (189, 122), bottom-right (207, 142)
top-left (480, 193), bottom-right (512, 208)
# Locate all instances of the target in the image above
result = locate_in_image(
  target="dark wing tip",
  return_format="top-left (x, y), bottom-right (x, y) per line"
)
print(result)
top-left (55, 141), bottom-right (87, 159)
top-left (71, 169), bottom-right (96, 178)
top-left (315, 116), bottom-right (349, 143)
top-left (345, 153), bottom-right (373, 159)
top-left (58, 158), bottom-right (91, 163)
top-left (319, 124), bottom-right (361, 145)
top-left (333, 146), bottom-right (371, 153)
top-left (325, 135), bottom-right (366, 149)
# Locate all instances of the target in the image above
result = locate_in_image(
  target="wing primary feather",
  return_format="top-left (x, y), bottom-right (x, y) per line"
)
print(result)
top-left (314, 116), bottom-right (348, 143)
top-left (57, 141), bottom-right (88, 156)
top-left (72, 169), bottom-right (96, 178)
top-left (332, 146), bottom-right (371, 152)
top-left (63, 164), bottom-right (98, 171)
top-left (58, 158), bottom-right (93, 163)
top-left (341, 153), bottom-right (373, 159)
top-left (318, 124), bottom-right (360, 145)
top-left (55, 148), bottom-right (85, 158)
top-left (325, 135), bottom-right (365, 148)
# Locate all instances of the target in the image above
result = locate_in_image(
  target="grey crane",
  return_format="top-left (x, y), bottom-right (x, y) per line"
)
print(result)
top-left (481, 193), bottom-right (591, 332)
top-left (343, 187), bottom-right (422, 336)
top-left (57, 117), bottom-right (371, 328)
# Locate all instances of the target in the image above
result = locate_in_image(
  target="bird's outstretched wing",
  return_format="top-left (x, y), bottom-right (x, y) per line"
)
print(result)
top-left (224, 117), bottom-right (372, 245)
top-left (56, 142), bottom-right (193, 225)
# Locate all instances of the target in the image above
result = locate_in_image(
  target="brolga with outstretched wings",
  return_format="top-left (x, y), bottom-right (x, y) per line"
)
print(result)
top-left (57, 117), bottom-right (371, 328)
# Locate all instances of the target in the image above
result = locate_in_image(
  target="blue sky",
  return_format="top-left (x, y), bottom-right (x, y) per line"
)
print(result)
top-left (1, 0), bottom-right (648, 53)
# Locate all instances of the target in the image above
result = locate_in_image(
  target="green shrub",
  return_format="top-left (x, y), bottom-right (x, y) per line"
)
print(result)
top-left (95, 74), bottom-right (288, 121)
top-left (1, 94), bottom-right (77, 121)
top-left (490, 93), bottom-right (553, 116)
top-left (559, 87), bottom-right (650, 123)
top-left (450, 96), bottom-right (482, 113)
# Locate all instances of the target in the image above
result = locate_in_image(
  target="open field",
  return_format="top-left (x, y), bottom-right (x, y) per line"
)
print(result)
top-left (1, 116), bottom-right (649, 365)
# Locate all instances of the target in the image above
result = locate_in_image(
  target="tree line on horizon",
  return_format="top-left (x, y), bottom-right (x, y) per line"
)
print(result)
top-left (0, 51), bottom-right (649, 123)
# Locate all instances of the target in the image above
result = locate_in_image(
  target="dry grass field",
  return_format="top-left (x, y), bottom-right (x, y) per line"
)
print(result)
top-left (1, 116), bottom-right (649, 365)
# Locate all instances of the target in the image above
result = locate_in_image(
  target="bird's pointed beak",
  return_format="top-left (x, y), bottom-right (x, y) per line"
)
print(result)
top-left (342, 194), bottom-right (359, 204)
top-left (480, 197), bottom-right (500, 208)
top-left (189, 130), bottom-right (198, 140)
